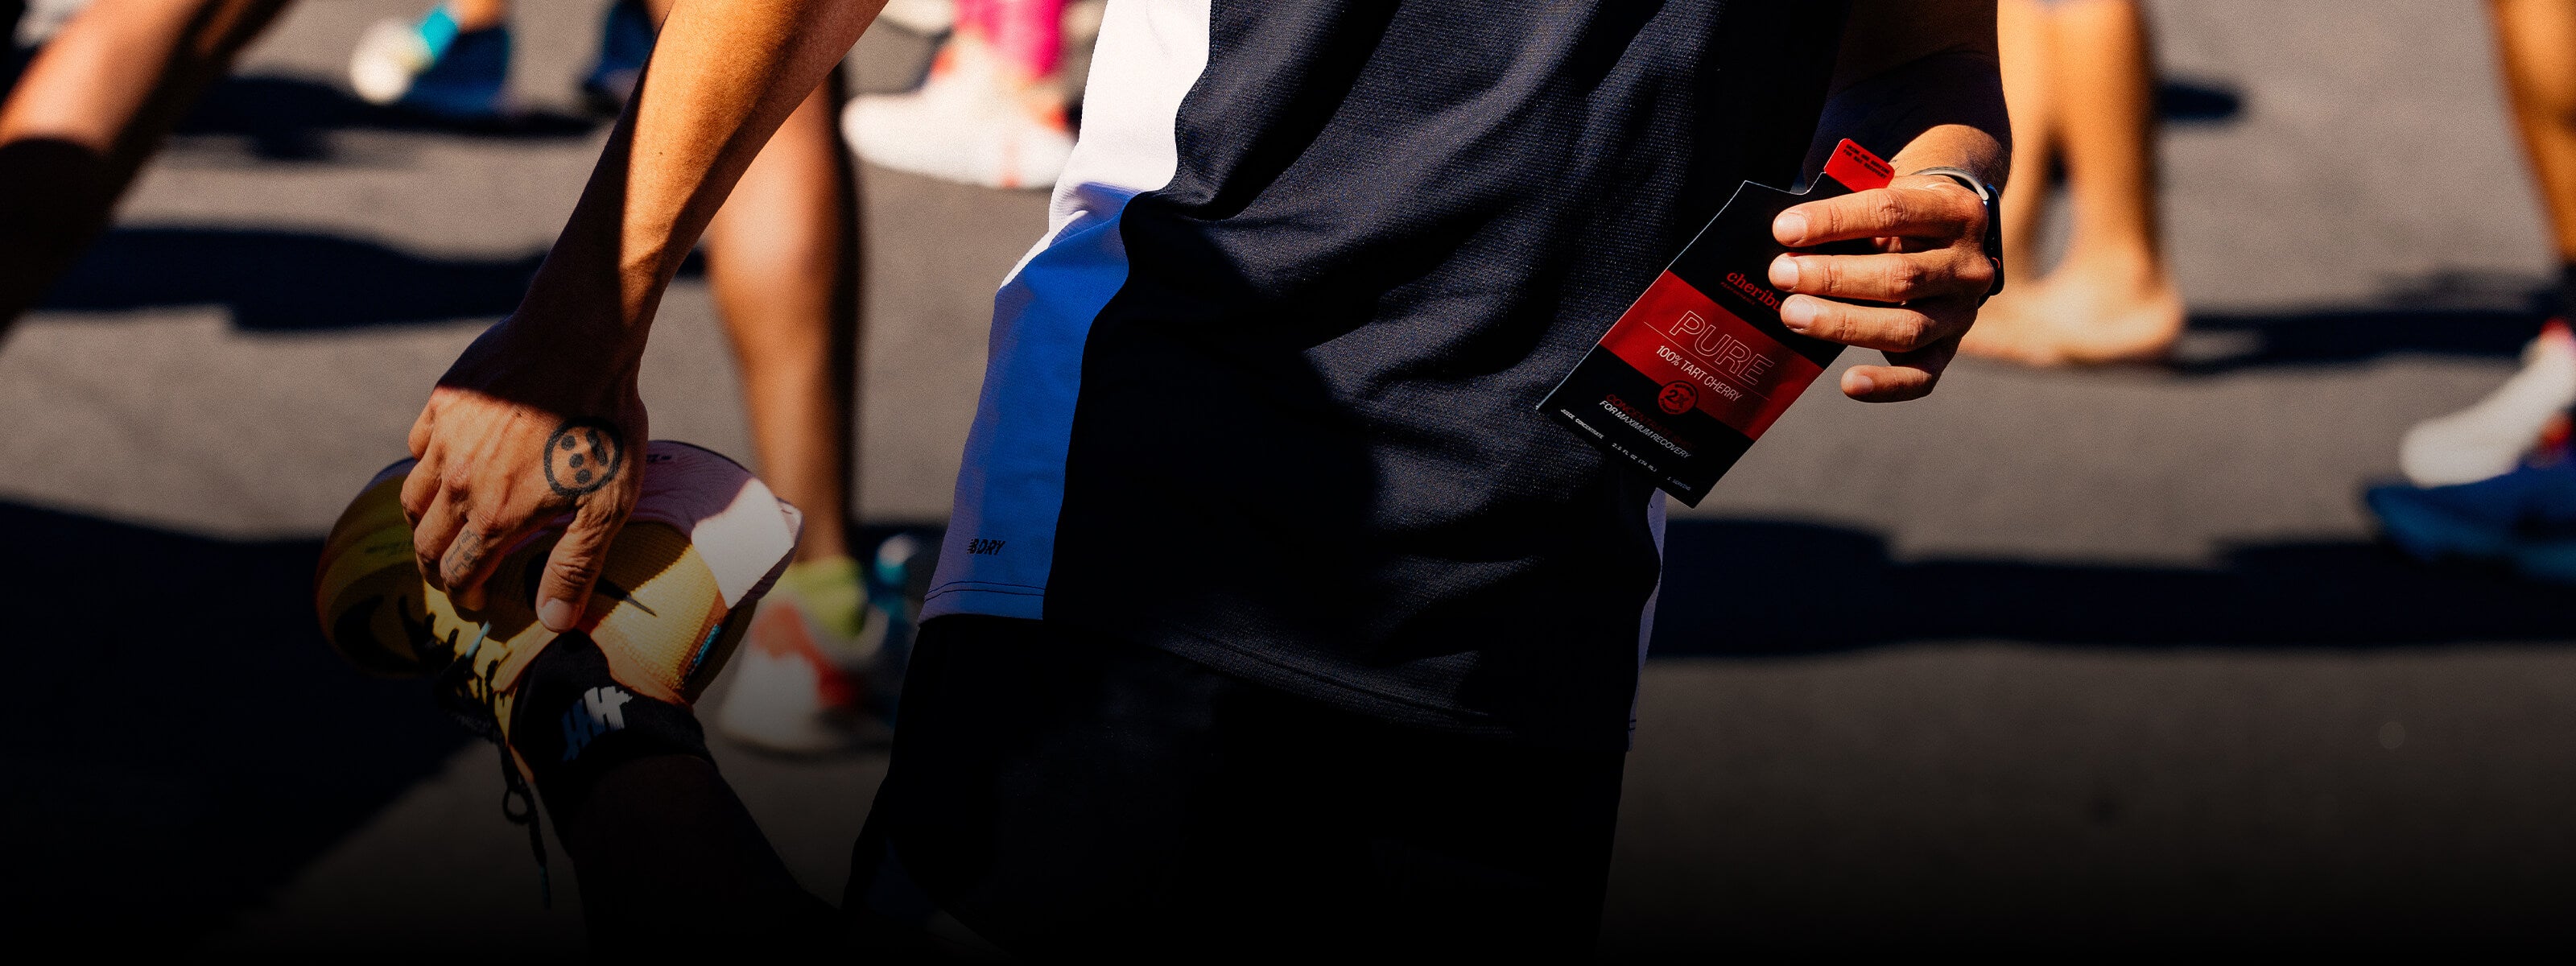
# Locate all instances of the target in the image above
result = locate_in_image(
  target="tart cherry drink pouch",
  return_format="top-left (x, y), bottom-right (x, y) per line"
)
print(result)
top-left (1539, 138), bottom-right (1893, 506)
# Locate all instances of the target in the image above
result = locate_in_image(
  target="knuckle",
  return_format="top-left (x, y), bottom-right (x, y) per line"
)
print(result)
top-left (1806, 301), bottom-right (1848, 340)
top-left (437, 464), bottom-right (475, 498)
top-left (1959, 253), bottom-right (1997, 290)
top-left (1885, 261), bottom-right (1926, 300)
top-left (1868, 194), bottom-right (1908, 230)
top-left (547, 554), bottom-right (601, 588)
top-left (1805, 258), bottom-right (1838, 292)
top-left (1895, 314), bottom-right (1934, 351)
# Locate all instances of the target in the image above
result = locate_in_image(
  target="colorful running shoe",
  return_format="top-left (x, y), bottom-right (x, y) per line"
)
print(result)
top-left (713, 555), bottom-right (893, 753)
top-left (841, 38), bottom-right (1075, 190)
top-left (578, 0), bottom-right (658, 117)
top-left (2400, 320), bottom-right (2576, 487)
top-left (2366, 460), bottom-right (2576, 582)
top-left (317, 440), bottom-right (801, 721)
top-left (315, 440), bottom-right (802, 893)
top-left (348, 6), bottom-right (512, 119)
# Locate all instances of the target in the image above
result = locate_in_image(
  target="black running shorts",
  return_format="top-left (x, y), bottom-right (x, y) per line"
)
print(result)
top-left (844, 615), bottom-right (1629, 960)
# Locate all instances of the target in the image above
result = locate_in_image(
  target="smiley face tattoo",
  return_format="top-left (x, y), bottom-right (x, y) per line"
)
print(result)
top-left (543, 418), bottom-right (625, 497)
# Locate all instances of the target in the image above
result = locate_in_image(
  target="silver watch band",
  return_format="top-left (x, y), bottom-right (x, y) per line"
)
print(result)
top-left (1903, 166), bottom-right (2004, 302)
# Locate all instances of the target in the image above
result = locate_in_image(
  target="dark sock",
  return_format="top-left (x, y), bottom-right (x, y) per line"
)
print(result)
top-left (508, 631), bottom-right (715, 830)
top-left (510, 634), bottom-right (840, 953)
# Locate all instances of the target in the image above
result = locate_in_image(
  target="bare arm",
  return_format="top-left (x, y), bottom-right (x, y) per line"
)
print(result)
top-left (1769, 0), bottom-right (2010, 402)
top-left (403, 0), bottom-right (885, 630)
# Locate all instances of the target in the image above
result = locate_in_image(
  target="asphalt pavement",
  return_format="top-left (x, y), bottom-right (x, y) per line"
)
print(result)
top-left (4, 0), bottom-right (2573, 955)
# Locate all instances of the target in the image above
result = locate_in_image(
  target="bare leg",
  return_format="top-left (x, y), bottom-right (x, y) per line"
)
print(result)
top-left (1960, 0), bottom-right (2058, 361)
top-left (0, 0), bottom-right (290, 330)
top-left (704, 79), bottom-right (861, 565)
top-left (1962, 0), bottom-right (2182, 365)
top-left (446, 0), bottom-right (506, 31)
top-left (694, 39), bottom-right (857, 571)
top-left (634, 0), bottom-right (859, 567)
top-left (2494, 0), bottom-right (2576, 267)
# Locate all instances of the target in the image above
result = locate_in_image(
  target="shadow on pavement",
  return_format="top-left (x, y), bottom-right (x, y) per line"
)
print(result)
top-left (2, 501), bottom-right (2551, 948)
top-left (171, 74), bottom-right (601, 162)
top-left (39, 226), bottom-right (543, 330)
top-left (2157, 78), bottom-right (2244, 125)
top-left (1653, 518), bottom-right (2574, 655)
top-left (2180, 304), bottom-right (2540, 371)
top-left (0, 501), bottom-right (469, 949)
top-left (37, 226), bottom-right (717, 331)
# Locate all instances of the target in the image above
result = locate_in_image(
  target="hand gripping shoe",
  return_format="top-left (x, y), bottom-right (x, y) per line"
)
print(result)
top-left (314, 440), bottom-right (801, 898)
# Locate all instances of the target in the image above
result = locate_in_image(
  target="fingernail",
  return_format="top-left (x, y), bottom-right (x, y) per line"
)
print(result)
top-left (1769, 254), bottom-right (1800, 291)
top-left (1774, 212), bottom-right (1808, 244)
top-left (539, 597), bottom-right (575, 631)
top-left (1846, 372), bottom-right (1876, 395)
top-left (1780, 296), bottom-right (1816, 332)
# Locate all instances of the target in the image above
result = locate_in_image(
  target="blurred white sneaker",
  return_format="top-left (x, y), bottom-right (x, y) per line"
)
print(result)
top-left (842, 39), bottom-right (1074, 190)
top-left (2402, 320), bottom-right (2576, 486)
top-left (349, 16), bottom-right (436, 105)
top-left (347, 6), bottom-right (513, 119)
top-left (714, 556), bottom-right (890, 754)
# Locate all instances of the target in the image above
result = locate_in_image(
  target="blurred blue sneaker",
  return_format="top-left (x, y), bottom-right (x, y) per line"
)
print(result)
top-left (579, 0), bottom-right (657, 117)
top-left (2367, 460), bottom-right (2576, 581)
top-left (348, 6), bottom-right (511, 119)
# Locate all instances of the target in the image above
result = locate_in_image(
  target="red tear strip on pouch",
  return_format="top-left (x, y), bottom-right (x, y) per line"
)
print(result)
top-left (1597, 272), bottom-right (1823, 440)
top-left (1823, 138), bottom-right (1893, 192)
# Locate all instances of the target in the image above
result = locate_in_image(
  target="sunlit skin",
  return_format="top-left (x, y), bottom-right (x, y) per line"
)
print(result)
top-left (2492, 0), bottom-right (2576, 266)
top-left (1771, 0), bottom-right (2008, 401)
top-left (1960, 0), bottom-right (2182, 366)
top-left (404, 0), bottom-right (2002, 637)
top-left (0, 0), bottom-right (862, 572)
top-left (402, 0), bottom-right (887, 631)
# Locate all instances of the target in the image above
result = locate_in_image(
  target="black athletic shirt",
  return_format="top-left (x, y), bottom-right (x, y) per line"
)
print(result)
top-left (923, 0), bottom-right (1854, 750)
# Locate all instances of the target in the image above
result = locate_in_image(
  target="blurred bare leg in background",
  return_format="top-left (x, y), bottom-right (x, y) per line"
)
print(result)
top-left (630, 0), bottom-right (886, 753)
top-left (706, 80), bottom-right (860, 571)
top-left (0, 0), bottom-right (289, 332)
top-left (1963, 0), bottom-right (2184, 366)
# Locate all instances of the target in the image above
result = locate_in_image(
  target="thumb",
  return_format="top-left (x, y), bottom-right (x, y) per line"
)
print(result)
top-left (536, 502), bottom-right (625, 632)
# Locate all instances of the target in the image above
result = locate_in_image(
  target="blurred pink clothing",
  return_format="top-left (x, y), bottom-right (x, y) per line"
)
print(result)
top-left (956, 0), bottom-right (1068, 79)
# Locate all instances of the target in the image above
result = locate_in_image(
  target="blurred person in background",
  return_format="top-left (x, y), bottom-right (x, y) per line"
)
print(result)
top-left (1959, 0), bottom-right (2183, 365)
top-left (0, 0), bottom-right (894, 750)
top-left (841, 0), bottom-right (1103, 189)
top-left (2368, 0), bottom-right (2576, 582)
